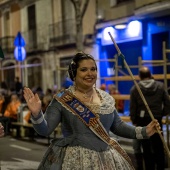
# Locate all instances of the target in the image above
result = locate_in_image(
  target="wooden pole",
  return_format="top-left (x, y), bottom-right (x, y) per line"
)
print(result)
top-left (108, 32), bottom-right (170, 159)
top-left (163, 41), bottom-right (170, 167)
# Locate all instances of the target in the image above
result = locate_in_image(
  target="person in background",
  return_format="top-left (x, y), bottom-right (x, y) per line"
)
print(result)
top-left (129, 66), bottom-right (170, 170)
top-left (100, 83), bottom-right (106, 91)
top-left (167, 86), bottom-right (170, 95)
top-left (52, 85), bottom-right (58, 94)
top-left (45, 88), bottom-right (53, 97)
top-left (108, 84), bottom-right (124, 113)
top-left (23, 52), bottom-right (160, 170)
top-left (34, 86), bottom-right (44, 101)
top-left (0, 93), bottom-right (10, 135)
top-left (15, 77), bottom-right (23, 95)
top-left (24, 111), bottom-right (31, 124)
top-left (3, 93), bottom-right (21, 134)
top-left (0, 81), bottom-right (8, 96)
top-left (0, 122), bottom-right (4, 137)
top-left (42, 94), bottom-right (53, 113)
top-left (4, 93), bottom-right (21, 121)
top-left (0, 93), bottom-right (5, 114)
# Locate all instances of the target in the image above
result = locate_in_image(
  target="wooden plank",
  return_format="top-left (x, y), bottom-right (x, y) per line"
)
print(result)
top-left (11, 122), bottom-right (33, 128)
top-left (120, 116), bottom-right (131, 122)
top-left (103, 75), bottom-right (139, 81)
top-left (120, 116), bottom-right (170, 124)
top-left (11, 122), bottom-right (60, 132)
top-left (166, 49), bottom-right (170, 53)
top-left (112, 95), bottom-right (130, 100)
top-left (95, 59), bottom-right (116, 62)
top-left (142, 60), bottom-right (164, 64)
top-left (11, 122), bottom-right (61, 142)
top-left (103, 74), bottom-right (170, 81)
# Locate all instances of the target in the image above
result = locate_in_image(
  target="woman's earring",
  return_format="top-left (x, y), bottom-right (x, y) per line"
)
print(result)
top-left (93, 83), bottom-right (96, 89)
top-left (73, 81), bottom-right (76, 89)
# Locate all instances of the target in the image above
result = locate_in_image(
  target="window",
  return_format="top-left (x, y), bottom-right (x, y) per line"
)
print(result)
top-left (4, 12), bottom-right (10, 36)
top-left (27, 5), bottom-right (37, 48)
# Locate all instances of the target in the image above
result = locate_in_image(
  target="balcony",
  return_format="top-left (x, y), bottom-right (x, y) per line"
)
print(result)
top-left (21, 19), bottom-right (77, 52)
top-left (0, 36), bottom-right (15, 53)
top-left (49, 19), bottom-right (76, 48)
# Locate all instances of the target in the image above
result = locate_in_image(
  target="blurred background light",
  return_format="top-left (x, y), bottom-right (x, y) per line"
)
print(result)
top-left (103, 27), bottom-right (116, 41)
top-left (127, 20), bottom-right (141, 37)
top-left (115, 24), bottom-right (127, 29)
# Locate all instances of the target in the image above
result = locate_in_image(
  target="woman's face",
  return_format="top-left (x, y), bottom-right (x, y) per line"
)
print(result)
top-left (75, 59), bottom-right (97, 89)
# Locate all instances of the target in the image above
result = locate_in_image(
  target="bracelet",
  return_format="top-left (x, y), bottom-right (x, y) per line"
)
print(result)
top-left (135, 127), bottom-right (143, 139)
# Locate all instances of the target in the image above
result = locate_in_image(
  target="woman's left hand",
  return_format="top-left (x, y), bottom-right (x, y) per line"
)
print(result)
top-left (146, 119), bottom-right (161, 137)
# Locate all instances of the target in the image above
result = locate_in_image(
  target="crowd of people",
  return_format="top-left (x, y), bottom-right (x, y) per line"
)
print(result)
top-left (0, 78), bottom-right (54, 136)
top-left (0, 78), bottom-right (23, 135)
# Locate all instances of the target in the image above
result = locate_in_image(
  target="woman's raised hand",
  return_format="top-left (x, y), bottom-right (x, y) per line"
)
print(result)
top-left (146, 119), bottom-right (161, 137)
top-left (23, 87), bottom-right (42, 117)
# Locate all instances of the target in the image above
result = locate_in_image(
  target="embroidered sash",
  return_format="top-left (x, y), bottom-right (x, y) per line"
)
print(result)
top-left (54, 90), bottom-right (134, 169)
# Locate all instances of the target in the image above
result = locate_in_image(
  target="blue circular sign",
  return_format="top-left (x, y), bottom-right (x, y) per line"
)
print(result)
top-left (14, 46), bottom-right (26, 61)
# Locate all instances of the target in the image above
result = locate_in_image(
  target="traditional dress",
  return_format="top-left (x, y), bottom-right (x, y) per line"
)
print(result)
top-left (31, 86), bottom-right (148, 170)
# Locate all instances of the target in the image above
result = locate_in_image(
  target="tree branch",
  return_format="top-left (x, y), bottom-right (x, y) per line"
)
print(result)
top-left (70, 0), bottom-right (89, 18)
top-left (81, 0), bottom-right (89, 18)
top-left (70, 0), bottom-right (76, 9)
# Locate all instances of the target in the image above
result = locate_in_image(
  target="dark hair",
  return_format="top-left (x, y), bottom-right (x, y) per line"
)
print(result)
top-left (139, 67), bottom-right (152, 80)
top-left (68, 52), bottom-right (97, 81)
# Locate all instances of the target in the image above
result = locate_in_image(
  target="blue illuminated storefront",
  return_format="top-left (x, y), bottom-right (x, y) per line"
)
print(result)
top-left (96, 16), bottom-right (170, 113)
top-left (97, 20), bottom-right (143, 94)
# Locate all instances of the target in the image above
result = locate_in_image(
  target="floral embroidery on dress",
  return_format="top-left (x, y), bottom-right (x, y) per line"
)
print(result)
top-left (62, 146), bottom-right (133, 170)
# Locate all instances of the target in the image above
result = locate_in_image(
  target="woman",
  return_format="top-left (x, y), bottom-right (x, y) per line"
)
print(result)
top-left (23, 52), bottom-right (160, 170)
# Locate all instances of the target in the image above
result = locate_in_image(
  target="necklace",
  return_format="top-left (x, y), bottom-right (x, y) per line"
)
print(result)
top-left (76, 87), bottom-right (93, 99)
top-left (74, 86), bottom-right (94, 104)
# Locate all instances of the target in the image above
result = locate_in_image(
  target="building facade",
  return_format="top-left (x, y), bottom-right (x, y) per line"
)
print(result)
top-left (0, 0), bottom-right (97, 92)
